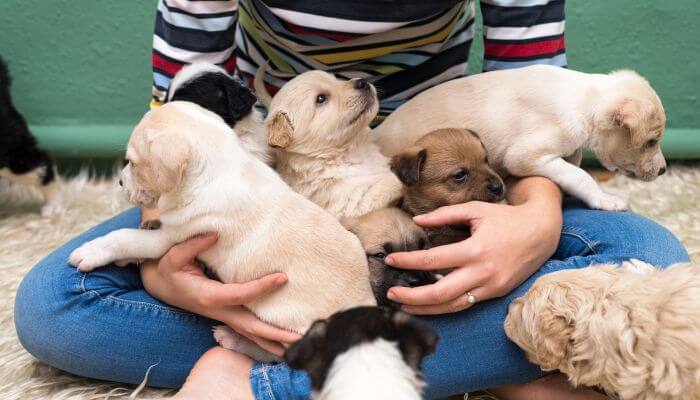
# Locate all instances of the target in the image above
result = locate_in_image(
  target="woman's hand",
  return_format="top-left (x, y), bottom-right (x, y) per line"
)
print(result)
top-left (385, 177), bottom-right (563, 315)
top-left (140, 233), bottom-right (301, 356)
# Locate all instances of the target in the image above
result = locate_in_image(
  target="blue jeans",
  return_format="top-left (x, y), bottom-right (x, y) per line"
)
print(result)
top-left (14, 200), bottom-right (689, 399)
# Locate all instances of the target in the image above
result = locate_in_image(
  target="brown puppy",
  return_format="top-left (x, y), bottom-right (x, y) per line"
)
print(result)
top-left (390, 128), bottom-right (505, 246)
top-left (342, 208), bottom-right (437, 308)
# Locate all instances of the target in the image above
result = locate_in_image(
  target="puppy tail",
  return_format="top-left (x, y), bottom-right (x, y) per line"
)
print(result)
top-left (254, 62), bottom-right (273, 108)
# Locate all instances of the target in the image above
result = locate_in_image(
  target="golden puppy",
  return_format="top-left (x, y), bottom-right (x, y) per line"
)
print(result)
top-left (505, 260), bottom-right (700, 400)
top-left (375, 65), bottom-right (667, 211)
top-left (390, 128), bottom-right (505, 246)
top-left (342, 208), bottom-right (437, 308)
top-left (69, 101), bottom-right (375, 360)
top-left (259, 70), bottom-right (403, 218)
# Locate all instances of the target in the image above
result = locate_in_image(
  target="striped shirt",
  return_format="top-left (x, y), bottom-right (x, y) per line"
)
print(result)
top-left (152, 0), bottom-right (566, 121)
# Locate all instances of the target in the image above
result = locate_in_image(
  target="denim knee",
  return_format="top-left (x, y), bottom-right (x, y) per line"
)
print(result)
top-left (562, 205), bottom-right (689, 267)
top-left (14, 255), bottom-right (80, 370)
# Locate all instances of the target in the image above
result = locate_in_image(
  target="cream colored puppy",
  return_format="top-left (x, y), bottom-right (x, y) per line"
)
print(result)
top-left (505, 260), bottom-right (700, 400)
top-left (261, 70), bottom-right (403, 218)
top-left (375, 65), bottom-right (667, 211)
top-left (68, 101), bottom-right (375, 358)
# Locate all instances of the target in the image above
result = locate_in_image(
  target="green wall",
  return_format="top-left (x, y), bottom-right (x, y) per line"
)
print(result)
top-left (1, 1), bottom-right (698, 159)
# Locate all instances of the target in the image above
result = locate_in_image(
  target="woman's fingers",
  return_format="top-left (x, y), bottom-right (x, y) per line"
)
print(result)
top-left (402, 287), bottom-right (485, 315)
top-left (413, 201), bottom-right (488, 227)
top-left (387, 269), bottom-right (481, 306)
top-left (230, 307), bottom-right (302, 345)
top-left (204, 273), bottom-right (288, 306)
top-left (161, 233), bottom-right (218, 270)
top-left (385, 241), bottom-right (468, 271)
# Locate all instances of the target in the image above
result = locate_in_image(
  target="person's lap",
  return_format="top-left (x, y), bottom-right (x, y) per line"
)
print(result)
top-left (14, 199), bottom-right (690, 399)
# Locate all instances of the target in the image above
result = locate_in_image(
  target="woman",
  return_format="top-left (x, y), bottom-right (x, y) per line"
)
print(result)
top-left (14, 1), bottom-right (689, 399)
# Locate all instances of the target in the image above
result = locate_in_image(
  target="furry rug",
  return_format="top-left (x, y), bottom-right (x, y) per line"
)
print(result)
top-left (0, 166), bottom-right (698, 400)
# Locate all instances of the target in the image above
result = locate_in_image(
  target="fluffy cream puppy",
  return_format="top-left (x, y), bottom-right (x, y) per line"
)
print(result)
top-left (68, 101), bottom-right (375, 358)
top-left (374, 65), bottom-right (667, 211)
top-left (505, 260), bottom-right (700, 400)
top-left (261, 70), bottom-right (403, 219)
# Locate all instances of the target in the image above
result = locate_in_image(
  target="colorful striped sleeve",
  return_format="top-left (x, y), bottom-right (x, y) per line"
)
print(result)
top-left (480, 0), bottom-right (566, 71)
top-left (151, 0), bottom-right (239, 106)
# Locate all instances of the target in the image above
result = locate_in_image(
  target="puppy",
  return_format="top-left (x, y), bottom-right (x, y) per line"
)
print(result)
top-left (342, 208), bottom-right (438, 308)
top-left (259, 70), bottom-right (403, 219)
top-left (0, 56), bottom-right (62, 216)
top-left (390, 128), bottom-right (505, 246)
top-left (505, 260), bottom-right (700, 400)
top-left (375, 65), bottom-right (667, 211)
top-left (285, 306), bottom-right (439, 400)
top-left (168, 62), bottom-right (272, 165)
top-left (68, 102), bottom-right (375, 360)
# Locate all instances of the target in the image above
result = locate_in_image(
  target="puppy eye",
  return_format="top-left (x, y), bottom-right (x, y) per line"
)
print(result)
top-left (122, 158), bottom-right (130, 167)
top-left (316, 94), bottom-right (328, 105)
top-left (645, 138), bottom-right (659, 148)
top-left (418, 238), bottom-right (428, 250)
top-left (370, 252), bottom-right (386, 260)
top-left (451, 168), bottom-right (469, 182)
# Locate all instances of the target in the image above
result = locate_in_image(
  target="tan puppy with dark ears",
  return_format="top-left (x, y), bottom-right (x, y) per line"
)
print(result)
top-left (341, 207), bottom-right (437, 308)
top-left (390, 128), bottom-right (505, 246)
top-left (505, 260), bottom-right (700, 400)
top-left (261, 70), bottom-right (403, 219)
top-left (68, 101), bottom-right (375, 360)
top-left (375, 65), bottom-right (667, 211)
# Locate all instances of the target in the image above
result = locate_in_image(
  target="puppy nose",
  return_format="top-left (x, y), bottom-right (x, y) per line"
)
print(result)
top-left (487, 179), bottom-right (504, 196)
top-left (353, 78), bottom-right (369, 91)
top-left (405, 275), bottom-right (423, 288)
top-left (118, 179), bottom-right (123, 187)
top-left (658, 166), bottom-right (667, 176)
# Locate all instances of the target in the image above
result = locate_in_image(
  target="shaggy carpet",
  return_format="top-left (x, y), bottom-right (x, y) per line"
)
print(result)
top-left (0, 166), bottom-right (698, 400)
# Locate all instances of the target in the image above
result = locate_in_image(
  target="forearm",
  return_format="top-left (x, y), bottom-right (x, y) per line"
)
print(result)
top-left (506, 176), bottom-right (563, 273)
top-left (506, 176), bottom-right (562, 210)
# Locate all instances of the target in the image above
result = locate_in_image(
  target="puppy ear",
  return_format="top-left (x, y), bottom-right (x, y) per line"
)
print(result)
top-left (392, 311), bottom-right (439, 371)
top-left (390, 147), bottom-right (427, 186)
top-left (284, 319), bottom-right (327, 373)
top-left (147, 131), bottom-right (191, 193)
top-left (340, 216), bottom-right (359, 233)
top-left (267, 111), bottom-right (294, 148)
top-left (608, 99), bottom-right (647, 146)
top-left (224, 80), bottom-right (257, 124)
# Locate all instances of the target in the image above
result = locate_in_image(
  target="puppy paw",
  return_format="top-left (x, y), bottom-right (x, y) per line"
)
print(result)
top-left (213, 325), bottom-right (244, 350)
top-left (213, 325), bottom-right (282, 362)
top-left (587, 193), bottom-right (627, 211)
top-left (40, 202), bottom-right (64, 217)
top-left (68, 239), bottom-right (116, 271)
top-left (621, 258), bottom-right (655, 274)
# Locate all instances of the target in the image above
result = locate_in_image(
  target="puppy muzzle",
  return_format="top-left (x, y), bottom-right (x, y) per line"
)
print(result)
top-left (634, 153), bottom-right (667, 181)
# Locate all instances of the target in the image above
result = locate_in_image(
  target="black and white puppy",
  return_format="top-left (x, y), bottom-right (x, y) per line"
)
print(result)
top-left (285, 306), bottom-right (438, 400)
top-left (167, 62), bottom-right (272, 165)
top-left (0, 56), bottom-right (61, 216)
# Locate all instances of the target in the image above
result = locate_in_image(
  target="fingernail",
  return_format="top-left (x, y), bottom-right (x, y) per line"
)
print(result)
top-left (387, 290), bottom-right (396, 300)
top-left (276, 274), bottom-right (287, 284)
top-left (384, 255), bottom-right (394, 265)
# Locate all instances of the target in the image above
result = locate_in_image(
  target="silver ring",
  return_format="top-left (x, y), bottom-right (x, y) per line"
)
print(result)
top-left (466, 291), bottom-right (477, 304)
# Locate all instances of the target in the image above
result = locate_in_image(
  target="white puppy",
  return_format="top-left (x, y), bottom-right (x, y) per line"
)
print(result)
top-left (68, 101), bottom-right (375, 358)
top-left (375, 65), bottom-right (668, 211)
top-left (259, 70), bottom-right (403, 219)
